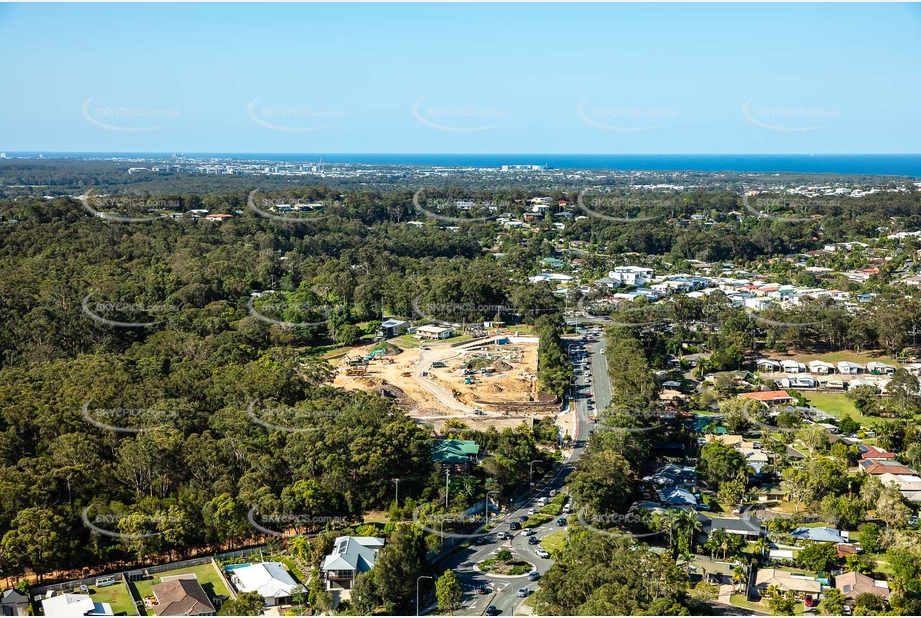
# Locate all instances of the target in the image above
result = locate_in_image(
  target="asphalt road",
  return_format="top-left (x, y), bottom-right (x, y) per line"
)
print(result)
top-left (435, 335), bottom-right (606, 616)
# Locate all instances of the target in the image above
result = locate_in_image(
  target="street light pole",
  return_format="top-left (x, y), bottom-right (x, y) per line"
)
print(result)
top-left (417, 575), bottom-right (433, 616)
top-left (486, 490), bottom-right (499, 527)
top-left (393, 478), bottom-right (400, 507)
top-left (529, 459), bottom-right (541, 493)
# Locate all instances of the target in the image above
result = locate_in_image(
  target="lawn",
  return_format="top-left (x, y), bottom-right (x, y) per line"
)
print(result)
top-left (803, 392), bottom-right (872, 425)
top-left (730, 594), bottom-right (806, 616)
top-left (539, 530), bottom-right (568, 557)
top-left (128, 563), bottom-right (231, 616)
top-left (85, 583), bottom-right (139, 616)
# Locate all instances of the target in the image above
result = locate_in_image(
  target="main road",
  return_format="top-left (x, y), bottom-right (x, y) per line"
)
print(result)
top-left (433, 331), bottom-right (613, 615)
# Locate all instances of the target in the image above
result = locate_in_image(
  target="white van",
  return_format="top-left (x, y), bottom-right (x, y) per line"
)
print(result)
top-left (95, 576), bottom-right (117, 588)
top-left (536, 497), bottom-right (547, 507)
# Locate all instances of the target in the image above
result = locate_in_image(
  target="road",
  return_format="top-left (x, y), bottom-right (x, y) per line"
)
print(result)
top-left (435, 335), bottom-right (602, 616)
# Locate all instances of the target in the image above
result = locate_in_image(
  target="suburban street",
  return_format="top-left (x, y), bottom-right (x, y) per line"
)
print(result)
top-left (434, 330), bottom-right (610, 615)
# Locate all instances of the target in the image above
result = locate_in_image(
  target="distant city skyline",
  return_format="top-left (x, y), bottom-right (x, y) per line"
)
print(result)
top-left (1, 3), bottom-right (920, 154)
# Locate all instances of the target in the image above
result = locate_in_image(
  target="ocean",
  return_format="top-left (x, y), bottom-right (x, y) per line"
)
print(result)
top-left (7, 153), bottom-right (921, 177)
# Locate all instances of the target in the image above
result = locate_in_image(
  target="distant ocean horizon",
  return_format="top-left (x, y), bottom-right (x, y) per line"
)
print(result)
top-left (6, 153), bottom-right (921, 177)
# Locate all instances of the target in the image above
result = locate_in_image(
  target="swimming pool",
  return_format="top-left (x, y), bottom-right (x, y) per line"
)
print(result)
top-left (224, 563), bottom-right (252, 571)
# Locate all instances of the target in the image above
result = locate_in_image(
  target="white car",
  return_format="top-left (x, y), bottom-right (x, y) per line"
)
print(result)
top-left (528, 508), bottom-right (535, 515)
top-left (549, 490), bottom-right (557, 497)
top-left (536, 548), bottom-right (550, 559)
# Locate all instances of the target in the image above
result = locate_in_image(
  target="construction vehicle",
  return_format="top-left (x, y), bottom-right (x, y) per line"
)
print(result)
top-left (346, 366), bottom-right (367, 376)
top-left (382, 357), bottom-right (394, 364)
top-left (365, 349), bottom-right (386, 361)
top-left (464, 377), bottom-right (474, 384)
top-left (401, 371), bottom-right (412, 377)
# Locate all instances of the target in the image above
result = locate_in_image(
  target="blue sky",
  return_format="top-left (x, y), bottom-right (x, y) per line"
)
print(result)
top-left (1, 3), bottom-right (919, 154)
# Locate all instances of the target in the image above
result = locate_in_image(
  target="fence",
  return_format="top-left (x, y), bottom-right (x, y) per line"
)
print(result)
top-left (31, 572), bottom-right (140, 617)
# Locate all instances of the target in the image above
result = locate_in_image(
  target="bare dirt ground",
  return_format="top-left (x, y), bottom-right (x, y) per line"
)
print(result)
top-left (332, 336), bottom-right (561, 433)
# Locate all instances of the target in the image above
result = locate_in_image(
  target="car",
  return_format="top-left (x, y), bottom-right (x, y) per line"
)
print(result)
top-left (527, 571), bottom-right (541, 581)
top-left (557, 517), bottom-right (568, 526)
top-left (485, 605), bottom-right (499, 616)
top-left (517, 587), bottom-right (530, 598)
top-left (804, 595), bottom-right (815, 608)
top-left (528, 536), bottom-right (539, 545)
top-left (910, 516), bottom-right (919, 526)
top-left (477, 585), bottom-right (490, 595)
top-left (518, 515), bottom-right (528, 523)
top-left (497, 531), bottom-right (509, 540)
top-left (95, 577), bottom-right (116, 588)
top-left (476, 536), bottom-right (490, 545)
top-left (527, 508), bottom-right (535, 515)
top-left (536, 548), bottom-right (550, 558)
top-left (522, 527), bottom-right (534, 536)
top-left (509, 522), bottom-right (521, 530)
top-left (586, 392), bottom-right (593, 398)
top-left (549, 490), bottom-right (557, 497)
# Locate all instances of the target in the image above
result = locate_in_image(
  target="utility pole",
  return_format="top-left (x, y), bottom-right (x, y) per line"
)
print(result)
top-left (393, 478), bottom-right (400, 507)
top-left (445, 469), bottom-right (451, 509)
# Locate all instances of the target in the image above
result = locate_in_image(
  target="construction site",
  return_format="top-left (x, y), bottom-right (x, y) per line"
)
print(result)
top-left (332, 334), bottom-right (563, 433)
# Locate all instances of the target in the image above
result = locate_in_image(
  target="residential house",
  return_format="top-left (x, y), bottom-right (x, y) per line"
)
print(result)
top-left (645, 463), bottom-right (697, 488)
top-left (780, 360), bottom-right (807, 374)
top-left (835, 571), bottom-right (890, 601)
top-left (778, 376), bottom-right (817, 389)
top-left (858, 444), bottom-right (896, 460)
top-left (151, 578), bottom-right (216, 616)
top-left (229, 562), bottom-right (299, 607)
top-left (790, 526), bottom-right (847, 544)
top-left (878, 473), bottom-right (921, 502)
top-left (321, 536), bottom-right (386, 590)
top-left (608, 266), bottom-right (654, 287)
top-left (657, 486), bottom-right (698, 508)
top-left (1, 590), bottom-right (28, 617)
top-left (203, 213), bottom-right (233, 222)
top-left (756, 359), bottom-right (781, 372)
top-left (378, 318), bottom-right (408, 339)
top-left (41, 593), bottom-right (114, 617)
top-left (837, 361), bottom-right (866, 375)
top-left (432, 439), bottom-right (480, 473)
top-left (755, 569), bottom-right (822, 597)
top-left (739, 447), bottom-right (770, 475)
top-left (739, 390), bottom-right (795, 406)
top-left (860, 459), bottom-right (915, 476)
top-left (867, 361), bottom-right (897, 376)
top-left (414, 325), bottom-right (454, 340)
top-left (808, 360), bottom-right (837, 374)
top-left (698, 515), bottom-right (763, 538)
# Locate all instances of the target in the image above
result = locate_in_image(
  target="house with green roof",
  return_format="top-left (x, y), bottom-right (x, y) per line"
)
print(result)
top-left (432, 439), bottom-right (480, 472)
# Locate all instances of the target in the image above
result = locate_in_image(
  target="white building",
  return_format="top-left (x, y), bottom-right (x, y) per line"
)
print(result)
top-left (42, 593), bottom-right (113, 617)
top-left (321, 536), bottom-right (385, 590)
top-left (608, 266), bottom-right (654, 287)
top-left (230, 562), bottom-right (299, 607)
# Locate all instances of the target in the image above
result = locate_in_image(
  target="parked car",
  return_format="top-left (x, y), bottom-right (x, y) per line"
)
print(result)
top-left (527, 571), bottom-right (541, 581)
top-left (804, 595), bottom-right (815, 608)
top-left (485, 605), bottom-right (499, 615)
top-left (95, 577), bottom-right (117, 588)
top-left (517, 587), bottom-right (530, 598)
top-left (528, 536), bottom-right (539, 545)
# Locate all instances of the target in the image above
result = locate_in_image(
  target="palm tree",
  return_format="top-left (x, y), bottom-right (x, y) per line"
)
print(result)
top-left (732, 565), bottom-right (748, 594)
top-left (674, 509), bottom-right (703, 554)
top-left (704, 528), bottom-right (728, 559)
top-left (751, 537), bottom-right (771, 561)
top-left (652, 510), bottom-right (679, 551)
top-left (764, 584), bottom-right (780, 600)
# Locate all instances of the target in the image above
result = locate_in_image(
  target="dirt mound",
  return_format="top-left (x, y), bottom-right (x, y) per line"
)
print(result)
top-left (481, 383), bottom-right (504, 393)
top-left (536, 392), bottom-right (558, 403)
top-left (492, 360), bottom-right (513, 372)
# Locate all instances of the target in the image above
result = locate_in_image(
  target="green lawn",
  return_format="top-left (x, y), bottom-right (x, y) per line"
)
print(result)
top-left (85, 584), bottom-right (139, 616)
top-left (730, 594), bottom-right (806, 616)
top-left (128, 563), bottom-right (231, 616)
top-left (539, 530), bottom-right (568, 557)
top-left (803, 392), bottom-right (866, 423)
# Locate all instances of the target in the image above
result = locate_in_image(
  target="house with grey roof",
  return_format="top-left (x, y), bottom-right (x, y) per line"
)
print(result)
top-left (697, 515), bottom-right (763, 538)
top-left (657, 487), bottom-right (697, 508)
top-left (1, 590), bottom-right (29, 616)
top-left (790, 526), bottom-right (846, 544)
top-left (322, 536), bottom-right (385, 590)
